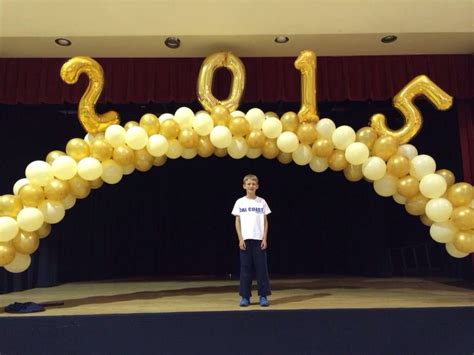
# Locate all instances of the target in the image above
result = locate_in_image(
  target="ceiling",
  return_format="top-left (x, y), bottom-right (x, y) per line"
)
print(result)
top-left (0, 0), bottom-right (473, 58)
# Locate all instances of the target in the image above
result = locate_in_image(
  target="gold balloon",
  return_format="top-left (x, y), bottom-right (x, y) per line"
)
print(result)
top-left (61, 56), bottom-right (120, 134)
top-left (328, 150), bottom-right (348, 171)
top-left (387, 155), bottom-right (410, 178)
top-left (265, 111), bottom-right (279, 119)
top-left (44, 179), bottom-right (70, 201)
top-left (294, 50), bottom-right (319, 123)
top-left (280, 112), bottom-right (299, 132)
top-left (46, 150), bottom-right (66, 165)
top-left (135, 149), bottom-right (154, 172)
top-left (160, 119), bottom-right (180, 139)
top-left (405, 193), bottom-right (429, 216)
top-left (90, 138), bottom-right (113, 161)
top-left (211, 105), bottom-right (231, 126)
top-left (312, 138), bottom-right (334, 157)
top-left (370, 75), bottom-right (452, 144)
top-left (139, 113), bottom-right (160, 135)
top-left (68, 175), bottom-right (91, 199)
top-left (451, 207), bottom-right (474, 231)
top-left (453, 230), bottom-right (474, 253)
top-left (229, 116), bottom-right (250, 136)
top-left (214, 148), bottom-right (228, 158)
top-left (197, 52), bottom-right (245, 113)
top-left (0, 194), bottom-right (22, 217)
top-left (178, 129), bottom-right (199, 148)
top-left (113, 145), bottom-right (135, 166)
top-left (19, 184), bottom-right (45, 207)
top-left (66, 138), bottom-right (90, 161)
top-left (262, 139), bottom-right (280, 159)
top-left (277, 152), bottom-right (293, 164)
top-left (246, 130), bottom-right (266, 149)
top-left (37, 223), bottom-right (51, 239)
top-left (344, 164), bottom-right (364, 182)
top-left (153, 155), bottom-right (168, 167)
top-left (447, 183), bottom-right (473, 207)
top-left (124, 120), bottom-right (139, 130)
top-left (297, 123), bottom-right (318, 145)
top-left (197, 136), bottom-right (215, 158)
top-left (397, 176), bottom-right (420, 198)
top-left (12, 231), bottom-right (39, 255)
top-left (90, 178), bottom-right (104, 189)
top-left (372, 135), bottom-right (399, 161)
top-left (420, 214), bottom-right (433, 227)
top-left (356, 127), bottom-right (378, 149)
top-left (436, 169), bottom-right (455, 187)
top-left (0, 242), bottom-right (16, 266)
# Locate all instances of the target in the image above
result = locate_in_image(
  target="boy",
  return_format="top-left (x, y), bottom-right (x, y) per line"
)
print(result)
top-left (231, 174), bottom-right (271, 307)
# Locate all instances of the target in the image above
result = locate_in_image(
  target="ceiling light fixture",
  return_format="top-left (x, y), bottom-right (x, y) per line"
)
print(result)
top-left (55, 38), bottom-right (72, 46)
top-left (274, 36), bottom-right (289, 44)
top-left (165, 37), bottom-right (181, 49)
top-left (381, 35), bottom-right (398, 44)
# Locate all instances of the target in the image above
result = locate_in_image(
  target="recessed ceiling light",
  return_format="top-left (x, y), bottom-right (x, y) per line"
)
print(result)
top-left (274, 36), bottom-right (289, 44)
top-left (381, 35), bottom-right (398, 44)
top-left (55, 38), bottom-right (72, 46)
top-left (165, 37), bottom-right (181, 49)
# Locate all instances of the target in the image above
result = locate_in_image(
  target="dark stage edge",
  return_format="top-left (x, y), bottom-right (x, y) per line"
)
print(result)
top-left (1, 307), bottom-right (473, 355)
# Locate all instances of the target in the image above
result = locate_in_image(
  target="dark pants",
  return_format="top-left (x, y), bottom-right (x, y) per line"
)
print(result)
top-left (239, 239), bottom-right (271, 298)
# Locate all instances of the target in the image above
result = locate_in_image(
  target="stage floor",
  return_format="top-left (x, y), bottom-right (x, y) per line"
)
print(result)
top-left (1, 277), bottom-right (473, 317)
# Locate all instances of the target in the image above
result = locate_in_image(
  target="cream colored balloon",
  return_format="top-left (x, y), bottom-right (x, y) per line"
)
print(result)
top-left (397, 144), bottom-right (418, 160)
top-left (410, 154), bottom-right (436, 180)
top-left (332, 125), bottom-right (356, 150)
top-left (13, 178), bottom-right (29, 196)
top-left (158, 113), bottom-right (174, 123)
top-left (105, 124), bottom-right (126, 148)
top-left (309, 157), bottom-right (329, 173)
top-left (122, 164), bottom-right (135, 175)
top-left (51, 156), bottom-right (78, 180)
top-left (315, 118), bottom-right (336, 139)
top-left (445, 243), bottom-right (468, 258)
top-left (276, 131), bottom-right (299, 153)
top-left (146, 134), bottom-right (169, 157)
top-left (101, 160), bottom-right (123, 184)
top-left (77, 157), bottom-right (103, 181)
top-left (25, 161), bottom-right (54, 187)
top-left (425, 198), bottom-right (453, 223)
top-left (0, 216), bottom-right (19, 242)
top-left (292, 144), bottom-right (312, 166)
top-left (210, 126), bottom-right (232, 149)
top-left (166, 139), bottom-right (184, 159)
top-left (181, 148), bottom-right (198, 159)
top-left (362, 157), bottom-right (387, 181)
top-left (174, 107), bottom-right (195, 130)
top-left (4, 253), bottom-right (31, 273)
top-left (430, 221), bottom-right (457, 243)
top-left (419, 173), bottom-right (447, 199)
top-left (245, 108), bottom-right (266, 130)
top-left (16, 207), bottom-right (44, 232)
top-left (231, 110), bottom-right (246, 118)
top-left (393, 193), bottom-right (407, 205)
top-left (62, 194), bottom-right (77, 210)
top-left (345, 142), bottom-right (370, 165)
top-left (38, 200), bottom-right (65, 224)
top-left (193, 112), bottom-right (214, 136)
top-left (262, 117), bottom-right (283, 139)
top-left (373, 174), bottom-right (398, 197)
top-left (228, 137), bottom-right (248, 159)
top-left (246, 148), bottom-right (262, 159)
top-left (125, 126), bottom-right (148, 150)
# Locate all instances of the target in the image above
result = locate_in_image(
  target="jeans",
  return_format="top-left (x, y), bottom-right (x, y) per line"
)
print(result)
top-left (239, 239), bottom-right (271, 298)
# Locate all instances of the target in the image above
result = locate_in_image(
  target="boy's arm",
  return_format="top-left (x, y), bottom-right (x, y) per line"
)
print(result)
top-left (235, 216), bottom-right (246, 250)
top-left (261, 215), bottom-right (268, 250)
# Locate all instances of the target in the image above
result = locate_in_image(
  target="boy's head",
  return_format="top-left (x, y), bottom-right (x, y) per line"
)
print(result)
top-left (243, 174), bottom-right (259, 184)
top-left (242, 174), bottom-right (259, 195)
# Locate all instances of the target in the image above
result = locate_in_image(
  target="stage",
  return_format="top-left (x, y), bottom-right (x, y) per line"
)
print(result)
top-left (0, 277), bottom-right (473, 354)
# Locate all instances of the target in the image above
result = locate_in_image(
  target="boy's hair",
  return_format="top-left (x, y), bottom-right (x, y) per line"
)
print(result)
top-left (243, 174), bottom-right (259, 184)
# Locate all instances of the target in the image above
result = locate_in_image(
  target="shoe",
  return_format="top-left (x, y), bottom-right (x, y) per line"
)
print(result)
top-left (239, 297), bottom-right (250, 307)
top-left (259, 296), bottom-right (269, 307)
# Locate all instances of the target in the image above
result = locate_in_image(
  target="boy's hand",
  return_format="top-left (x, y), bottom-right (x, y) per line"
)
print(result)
top-left (261, 239), bottom-right (267, 250)
top-left (239, 239), bottom-right (246, 250)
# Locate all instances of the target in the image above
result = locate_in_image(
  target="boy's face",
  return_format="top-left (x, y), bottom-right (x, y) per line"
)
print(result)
top-left (243, 179), bottom-right (259, 194)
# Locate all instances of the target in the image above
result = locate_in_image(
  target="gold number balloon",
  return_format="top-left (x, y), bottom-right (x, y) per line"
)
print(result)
top-left (197, 52), bottom-right (245, 113)
top-left (370, 75), bottom-right (452, 144)
top-left (61, 56), bottom-right (120, 134)
top-left (294, 50), bottom-right (319, 123)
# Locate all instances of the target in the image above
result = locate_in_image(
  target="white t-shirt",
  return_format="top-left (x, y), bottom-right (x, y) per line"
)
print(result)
top-left (231, 196), bottom-right (271, 240)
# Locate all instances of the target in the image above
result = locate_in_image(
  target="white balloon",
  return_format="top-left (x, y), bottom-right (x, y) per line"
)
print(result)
top-left (262, 117), bottom-right (283, 139)
top-left (230, 110), bottom-right (246, 118)
top-left (245, 108), bottom-right (266, 130)
top-left (210, 126), bottom-right (232, 149)
top-left (397, 144), bottom-right (418, 160)
top-left (181, 148), bottom-right (198, 159)
top-left (13, 178), bottom-right (29, 196)
top-left (101, 160), bottom-right (123, 184)
top-left (425, 198), bottom-right (453, 223)
top-left (345, 142), bottom-right (370, 165)
top-left (193, 112), bottom-right (214, 136)
top-left (419, 173), bottom-right (447, 199)
top-left (25, 160), bottom-right (54, 186)
top-left (122, 164), bottom-right (135, 175)
top-left (158, 113), bottom-right (174, 123)
top-left (146, 134), bottom-right (169, 157)
top-left (362, 157), bottom-right (386, 181)
top-left (4, 253), bottom-right (31, 273)
top-left (430, 221), bottom-right (457, 243)
top-left (276, 131), bottom-right (299, 153)
top-left (105, 124), bottom-right (126, 148)
top-left (332, 125), bottom-right (356, 150)
top-left (16, 207), bottom-right (44, 232)
top-left (62, 194), bottom-right (77, 210)
top-left (38, 200), bottom-right (65, 224)
top-left (166, 139), bottom-right (184, 159)
top-left (77, 157), bottom-right (103, 181)
top-left (292, 144), bottom-right (312, 166)
top-left (373, 174), bottom-right (398, 197)
top-left (52, 156), bottom-right (77, 180)
top-left (0, 216), bottom-right (19, 242)
top-left (174, 107), bottom-right (195, 130)
top-left (228, 137), bottom-right (248, 159)
top-left (246, 148), bottom-right (262, 159)
top-left (315, 118), bottom-right (336, 139)
top-left (309, 157), bottom-right (329, 173)
top-left (125, 126), bottom-right (148, 150)
top-left (393, 193), bottom-right (407, 205)
top-left (410, 154), bottom-right (436, 180)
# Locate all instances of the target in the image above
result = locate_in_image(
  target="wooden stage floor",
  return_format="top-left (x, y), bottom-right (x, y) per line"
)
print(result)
top-left (1, 277), bottom-right (473, 317)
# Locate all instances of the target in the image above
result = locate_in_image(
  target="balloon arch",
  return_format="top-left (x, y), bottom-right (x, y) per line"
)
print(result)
top-left (0, 50), bottom-right (473, 273)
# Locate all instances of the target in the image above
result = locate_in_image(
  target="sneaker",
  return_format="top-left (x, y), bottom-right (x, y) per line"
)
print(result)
top-left (239, 297), bottom-right (250, 307)
top-left (259, 296), bottom-right (269, 307)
